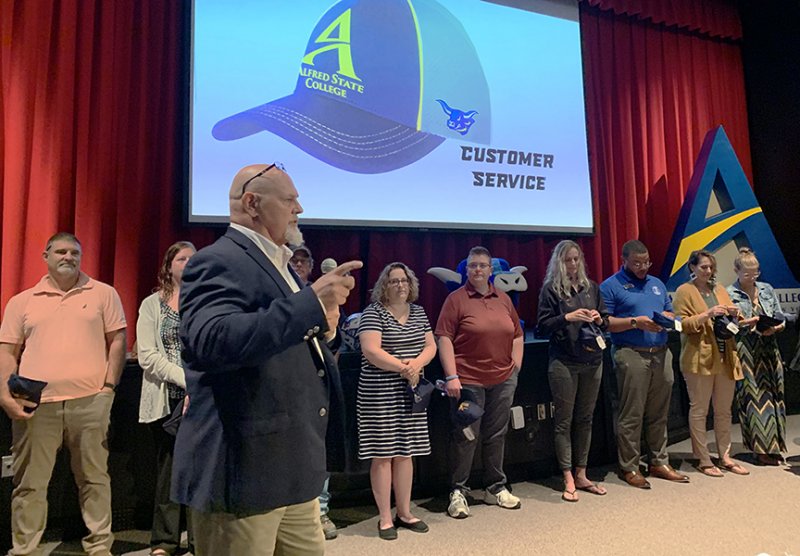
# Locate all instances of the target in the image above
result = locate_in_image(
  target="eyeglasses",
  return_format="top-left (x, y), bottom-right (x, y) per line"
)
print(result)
top-left (628, 261), bottom-right (652, 269)
top-left (740, 270), bottom-right (760, 278)
top-left (467, 263), bottom-right (491, 270)
top-left (387, 278), bottom-right (409, 287)
top-left (290, 257), bottom-right (310, 266)
top-left (237, 162), bottom-right (285, 198)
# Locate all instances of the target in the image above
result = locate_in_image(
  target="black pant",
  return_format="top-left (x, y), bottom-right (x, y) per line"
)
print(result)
top-left (150, 416), bottom-right (193, 554)
top-left (548, 358), bottom-right (603, 470)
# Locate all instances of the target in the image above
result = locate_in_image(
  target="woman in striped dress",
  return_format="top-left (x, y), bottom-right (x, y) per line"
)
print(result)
top-left (727, 248), bottom-right (787, 465)
top-left (358, 262), bottom-right (437, 540)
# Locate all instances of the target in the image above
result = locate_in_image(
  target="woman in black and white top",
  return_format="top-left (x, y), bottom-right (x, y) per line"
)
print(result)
top-left (358, 262), bottom-right (437, 540)
top-left (136, 241), bottom-right (195, 556)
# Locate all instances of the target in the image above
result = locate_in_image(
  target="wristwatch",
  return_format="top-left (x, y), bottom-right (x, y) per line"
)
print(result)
top-left (630, 318), bottom-right (638, 329)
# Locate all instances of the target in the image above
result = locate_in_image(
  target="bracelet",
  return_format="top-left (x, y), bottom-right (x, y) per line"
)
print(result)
top-left (444, 375), bottom-right (459, 382)
top-left (103, 382), bottom-right (117, 391)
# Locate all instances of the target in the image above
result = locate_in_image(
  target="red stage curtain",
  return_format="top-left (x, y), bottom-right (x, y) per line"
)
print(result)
top-left (583, 0), bottom-right (742, 39)
top-left (0, 0), bottom-right (217, 338)
top-left (0, 1), bottom-right (751, 341)
top-left (579, 4), bottom-right (751, 283)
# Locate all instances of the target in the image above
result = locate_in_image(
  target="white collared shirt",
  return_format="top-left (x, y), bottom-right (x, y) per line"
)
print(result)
top-left (229, 223), bottom-right (332, 350)
top-left (229, 223), bottom-right (299, 293)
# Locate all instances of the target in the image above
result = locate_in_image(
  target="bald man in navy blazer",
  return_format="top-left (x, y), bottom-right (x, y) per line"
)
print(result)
top-left (172, 163), bottom-right (362, 556)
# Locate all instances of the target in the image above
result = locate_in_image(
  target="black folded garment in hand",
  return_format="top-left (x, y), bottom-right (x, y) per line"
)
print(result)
top-left (408, 378), bottom-right (435, 413)
top-left (162, 397), bottom-right (185, 436)
top-left (578, 322), bottom-right (606, 351)
top-left (7, 375), bottom-right (48, 413)
top-left (713, 314), bottom-right (740, 340)
top-left (451, 388), bottom-right (484, 427)
top-left (755, 313), bottom-right (784, 332)
top-left (652, 312), bottom-right (679, 330)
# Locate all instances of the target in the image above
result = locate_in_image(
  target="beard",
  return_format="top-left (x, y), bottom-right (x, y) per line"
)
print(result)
top-left (284, 223), bottom-right (304, 247)
top-left (56, 262), bottom-right (78, 275)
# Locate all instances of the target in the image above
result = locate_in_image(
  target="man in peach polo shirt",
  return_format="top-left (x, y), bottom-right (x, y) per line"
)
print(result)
top-left (0, 232), bottom-right (127, 556)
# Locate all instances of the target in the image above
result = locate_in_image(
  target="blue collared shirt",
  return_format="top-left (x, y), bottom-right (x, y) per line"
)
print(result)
top-left (600, 267), bottom-right (672, 347)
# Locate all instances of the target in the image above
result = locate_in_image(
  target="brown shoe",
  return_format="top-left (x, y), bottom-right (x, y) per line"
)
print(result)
top-left (621, 470), bottom-right (651, 489)
top-left (649, 464), bottom-right (690, 483)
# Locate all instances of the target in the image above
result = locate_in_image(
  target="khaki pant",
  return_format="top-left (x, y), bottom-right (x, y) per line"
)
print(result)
top-left (9, 391), bottom-right (115, 556)
top-left (192, 498), bottom-right (324, 556)
top-left (613, 347), bottom-right (673, 472)
top-left (683, 371), bottom-right (735, 467)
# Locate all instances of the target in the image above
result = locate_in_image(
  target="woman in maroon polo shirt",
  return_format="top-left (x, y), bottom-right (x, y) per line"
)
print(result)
top-left (435, 246), bottom-right (524, 519)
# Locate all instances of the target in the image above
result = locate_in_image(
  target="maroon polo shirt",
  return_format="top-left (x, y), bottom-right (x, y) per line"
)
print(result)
top-left (435, 281), bottom-right (522, 386)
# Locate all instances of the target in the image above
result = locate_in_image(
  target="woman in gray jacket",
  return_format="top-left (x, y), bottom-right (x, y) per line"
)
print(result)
top-left (136, 241), bottom-right (195, 556)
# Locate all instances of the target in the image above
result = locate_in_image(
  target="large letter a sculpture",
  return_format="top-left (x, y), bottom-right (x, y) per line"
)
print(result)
top-left (661, 126), bottom-right (799, 313)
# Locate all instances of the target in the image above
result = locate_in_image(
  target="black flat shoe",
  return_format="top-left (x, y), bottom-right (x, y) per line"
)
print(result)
top-left (393, 515), bottom-right (430, 533)
top-left (757, 453), bottom-right (780, 466)
top-left (378, 523), bottom-right (398, 540)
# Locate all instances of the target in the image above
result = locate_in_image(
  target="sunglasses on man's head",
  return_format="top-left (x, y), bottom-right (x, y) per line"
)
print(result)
top-left (237, 162), bottom-right (286, 198)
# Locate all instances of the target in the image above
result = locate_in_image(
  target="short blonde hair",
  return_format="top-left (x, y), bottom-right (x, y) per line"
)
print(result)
top-left (371, 262), bottom-right (420, 304)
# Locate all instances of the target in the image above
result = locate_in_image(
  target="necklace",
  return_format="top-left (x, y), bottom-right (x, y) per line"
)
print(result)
top-left (695, 282), bottom-right (712, 297)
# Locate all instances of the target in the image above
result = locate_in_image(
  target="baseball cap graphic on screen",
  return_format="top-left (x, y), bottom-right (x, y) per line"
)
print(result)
top-left (212, 0), bottom-right (491, 174)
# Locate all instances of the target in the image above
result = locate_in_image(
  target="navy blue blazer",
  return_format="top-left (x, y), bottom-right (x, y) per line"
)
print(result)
top-left (172, 228), bottom-right (334, 515)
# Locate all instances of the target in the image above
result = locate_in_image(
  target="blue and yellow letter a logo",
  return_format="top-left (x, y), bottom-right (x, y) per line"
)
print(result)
top-left (301, 9), bottom-right (361, 81)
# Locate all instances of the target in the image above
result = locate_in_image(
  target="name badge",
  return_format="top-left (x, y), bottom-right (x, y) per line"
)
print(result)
top-left (463, 425), bottom-right (476, 441)
top-left (726, 321), bottom-right (740, 335)
top-left (596, 335), bottom-right (607, 350)
top-left (674, 318), bottom-right (683, 332)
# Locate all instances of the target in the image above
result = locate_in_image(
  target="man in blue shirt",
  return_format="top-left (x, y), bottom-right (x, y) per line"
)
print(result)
top-left (600, 240), bottom-right (690, 489)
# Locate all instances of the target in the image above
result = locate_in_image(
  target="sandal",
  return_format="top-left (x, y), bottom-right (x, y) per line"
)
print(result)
top-left (698, 465), bottom-right (724, 477)
top-left (561, 488), bottom-right (579, 502)
top-left (720, 461), bottom-right (750, 476)
top-left (576, 482), bottom-right (607, 496)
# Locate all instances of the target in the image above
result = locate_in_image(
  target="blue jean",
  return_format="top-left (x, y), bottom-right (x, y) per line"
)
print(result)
top-left (318, 476), bottom-right (330, 516)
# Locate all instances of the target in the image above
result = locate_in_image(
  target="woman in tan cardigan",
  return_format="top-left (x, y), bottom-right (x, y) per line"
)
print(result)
top-left (673, 250), bottom-right (754, 477)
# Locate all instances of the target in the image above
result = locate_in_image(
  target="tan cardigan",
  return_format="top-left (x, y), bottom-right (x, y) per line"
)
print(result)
top-left (673, 282), bottom-right (743, 380)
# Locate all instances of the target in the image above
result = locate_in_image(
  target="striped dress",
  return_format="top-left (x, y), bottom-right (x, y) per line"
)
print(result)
top-left (734, 333), bottom-right (786, 455)
top-left (357, 302), bottom-right (432, 459)
top-left (729, 283), bottom-right (787, 455)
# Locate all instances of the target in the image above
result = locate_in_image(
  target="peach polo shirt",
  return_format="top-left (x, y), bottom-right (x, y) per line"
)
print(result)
top-left (0, 273), bottom-right (127, 402)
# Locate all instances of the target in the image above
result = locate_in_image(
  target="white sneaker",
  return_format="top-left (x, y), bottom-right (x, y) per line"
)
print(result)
top-left (485, 487), bottom-right (521, 509)
top-left (448, 489), bottom-right (470, 519)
